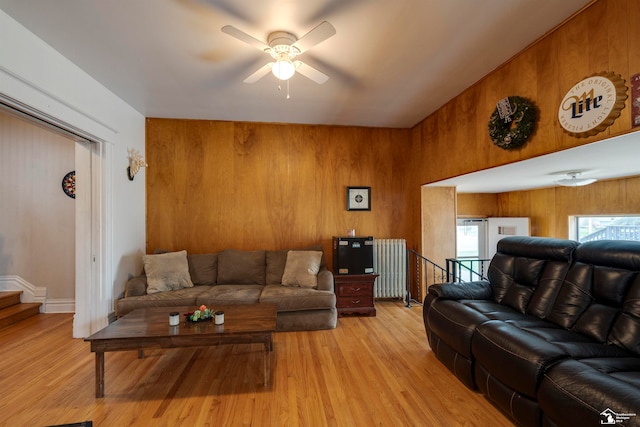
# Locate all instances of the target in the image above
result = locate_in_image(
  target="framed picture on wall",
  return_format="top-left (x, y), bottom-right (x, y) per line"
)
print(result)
top-left (347, 186), bottom-right (371, 211)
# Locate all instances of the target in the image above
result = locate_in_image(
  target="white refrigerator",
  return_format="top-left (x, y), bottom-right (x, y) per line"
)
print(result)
top-left (486, 217), bottom-right (530, 260)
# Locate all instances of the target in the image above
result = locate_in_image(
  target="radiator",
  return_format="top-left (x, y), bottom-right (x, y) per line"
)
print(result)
top-left (373, 239), bottom-right (407, 299)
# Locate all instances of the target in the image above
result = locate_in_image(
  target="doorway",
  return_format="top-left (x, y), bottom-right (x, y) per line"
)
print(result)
top-left (456, 218), bottom-right (487, 259)
top-left (0, 99), bottom-right (106, 338)
top-left (0, 108), bottom-right (76, 309)
top-left (455, 218), bottom-right (488, 281)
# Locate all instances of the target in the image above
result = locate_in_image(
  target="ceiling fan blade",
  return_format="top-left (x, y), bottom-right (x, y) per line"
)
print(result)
top-left (221, 25), bottom-right (269, 52)
top-left (295, 61), bottom-right (329, 84)
top-left (291, 21), bottom-right (336, 53)
top-left (243, 62), bottom-right (273, 84)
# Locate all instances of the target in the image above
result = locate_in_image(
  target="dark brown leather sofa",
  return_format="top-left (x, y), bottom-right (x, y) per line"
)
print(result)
top-left (423, 236), bottom-right (640, 427)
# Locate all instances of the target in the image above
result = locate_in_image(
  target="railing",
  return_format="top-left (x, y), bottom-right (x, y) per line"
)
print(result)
top-left (445, 258), bottom-right (490, 282)
top-left (580, 225), bottom-right (640, 242)
top-left (405, 251), bottom-right (492, 308)
top-left (405, 249), bottom-right (449, 307)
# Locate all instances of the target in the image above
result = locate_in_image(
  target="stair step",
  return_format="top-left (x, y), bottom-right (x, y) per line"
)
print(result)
top-left (0, 291), bottom-right (23, 310)
top-left (0, 303), bottom-right (42, 328)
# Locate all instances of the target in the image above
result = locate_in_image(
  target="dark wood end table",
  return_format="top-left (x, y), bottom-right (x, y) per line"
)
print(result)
top-left (334, 273), bottom-right (378, 317)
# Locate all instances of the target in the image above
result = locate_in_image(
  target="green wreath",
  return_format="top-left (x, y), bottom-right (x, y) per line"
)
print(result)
top-left (488, 96), bottom-right (538, 149)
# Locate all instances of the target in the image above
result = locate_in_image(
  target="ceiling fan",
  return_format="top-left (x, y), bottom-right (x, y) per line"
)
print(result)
top-left (221, 21), bottom-right (336, 84)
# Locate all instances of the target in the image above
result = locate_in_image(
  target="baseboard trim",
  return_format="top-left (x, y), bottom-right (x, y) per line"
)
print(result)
top-left (46, 299), bottom-right (75, 313)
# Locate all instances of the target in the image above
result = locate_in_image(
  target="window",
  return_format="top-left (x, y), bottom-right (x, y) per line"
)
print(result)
top-left (455, 218), bottom-right (488, 281)
top-left (572, 216), bottom-right (640, 242)
top-left (457, 219), bottom-right (485, 258)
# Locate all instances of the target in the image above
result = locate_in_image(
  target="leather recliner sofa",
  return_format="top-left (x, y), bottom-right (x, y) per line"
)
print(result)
top-left (423, 236), bottom-right (640, 427)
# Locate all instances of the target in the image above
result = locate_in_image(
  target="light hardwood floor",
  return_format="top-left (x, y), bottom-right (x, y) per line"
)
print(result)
top-left (0, 302), bottom-right (513, 426)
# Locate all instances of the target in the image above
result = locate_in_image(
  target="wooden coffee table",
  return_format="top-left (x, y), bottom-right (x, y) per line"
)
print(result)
top-left (85, 303), bottom-right (277, 398)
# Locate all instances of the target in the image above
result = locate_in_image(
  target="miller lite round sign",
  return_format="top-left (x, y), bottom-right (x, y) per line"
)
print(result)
top-left (558, 71), bottom-right (627, 138)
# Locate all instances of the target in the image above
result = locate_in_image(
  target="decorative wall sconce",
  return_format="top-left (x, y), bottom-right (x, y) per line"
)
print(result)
top-left (127, 148), bottom-right (148, 181)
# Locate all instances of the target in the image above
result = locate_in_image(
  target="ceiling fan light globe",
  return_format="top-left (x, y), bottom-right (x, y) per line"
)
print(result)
top-left (272, 60), bottom-right (295, 80)
top-left (555, 178), bottom-right (597, 187)
top-left (554, 172), bottom-right (597, 187)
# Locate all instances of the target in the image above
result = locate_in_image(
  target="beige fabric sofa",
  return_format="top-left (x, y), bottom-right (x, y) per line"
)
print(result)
top-left (116, 246), bottom-right (337, 331)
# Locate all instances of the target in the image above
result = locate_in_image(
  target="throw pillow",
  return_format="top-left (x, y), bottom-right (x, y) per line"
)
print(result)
top-left (281, 250), bottom-right (323, 288)
top-left (143, 250), bottom-right (194, 294)
top-left (266, 244), bottom-right (326, 284)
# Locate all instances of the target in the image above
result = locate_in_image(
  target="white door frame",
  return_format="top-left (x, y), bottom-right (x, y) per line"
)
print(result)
top-left (73, 139), bottom-right (111, 337)
top-left (0, 92), bottom-right (111, 338)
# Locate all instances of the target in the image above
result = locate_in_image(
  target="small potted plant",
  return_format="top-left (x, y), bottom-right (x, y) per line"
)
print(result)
top-left (184, 304), bottom-right (213, 322)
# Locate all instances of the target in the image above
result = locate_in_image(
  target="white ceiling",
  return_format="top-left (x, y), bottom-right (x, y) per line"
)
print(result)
top-left (427, 132), bottom-right (640, 193)
top-left (0, 0), bottom-right (593, 128)
top-left (5, 0), bottom-right (639, 194)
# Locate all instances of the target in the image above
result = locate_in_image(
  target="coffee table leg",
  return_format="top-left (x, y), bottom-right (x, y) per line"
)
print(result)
top-left (263, 341), bottom-right (269, 386)
top-left (95, 351), bottom-right (105, 398)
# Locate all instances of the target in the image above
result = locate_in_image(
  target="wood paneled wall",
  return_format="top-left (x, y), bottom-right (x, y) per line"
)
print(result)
top-left (457, 193), bottom-right (499, 218)
top-left (146, 119), bottom-right (414, 266)
top-left (410, 0), bottom-right (640, 258)
top-left (147, 0), bottom-right (640, 272)
top-left (456, 175), bottom-right (640, 239)
top-left (412, 0), bottom-right (640, 189)
top-left (498, 175), bottom-right (640, 238)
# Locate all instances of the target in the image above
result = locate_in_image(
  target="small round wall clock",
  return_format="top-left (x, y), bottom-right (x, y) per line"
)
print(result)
top-left (62, 171), bottom-right (76, 199)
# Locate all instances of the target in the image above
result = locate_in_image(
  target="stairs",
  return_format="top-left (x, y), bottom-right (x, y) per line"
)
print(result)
top-left (0, 291), bottom-right (42, 328)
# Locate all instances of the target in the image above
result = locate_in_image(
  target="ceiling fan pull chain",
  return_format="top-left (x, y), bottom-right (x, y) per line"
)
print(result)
top-left (287, 79), bottom-right (290, 100)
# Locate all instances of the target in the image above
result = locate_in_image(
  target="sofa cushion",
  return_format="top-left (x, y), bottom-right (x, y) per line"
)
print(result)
top-left (143, 250), bottom-right (194, 294)
top-left (428, 281), bottom-right (492, 300)
top-left (547, 263), bottom-right (593, 328)
top-left (474, 363), bottom-right (542, 426)
top-left (500, 257), bottom-right (546, 313)
top-left (116, 286), bottom-right (208, 317)
top-left (196, 285), bottom-right (263, 305)
top-left (281, 250), bottom-right (322, 288)
top-left (496, 236), bottom-right (579, 261)
top-left (260, 284), bottom-right (336, 312)
top-left (265, 245), bottom-right (325, 284)
top-left (489, 236), bottom-right (579, 305)
top-left (217, 249), bottom-right (266, 285)
top-left (187, 253), bottom-right (218, 286)
top-left (124, 275), bottom-right (148, 297)
top-left (525, 259), bottom-right (572, 319)
top-left (462, 300), bottom-right (528, 322)
top-left (266, 250), bottom-right (289, 285)
top-left (571, 266), bottom-right (636, 343)
top-left (473, 317), bottom-right (631, 400)
top-left (487, 253), bottom-right (515, 303)
top-left (539, 358), bottom-right (640, 427)
top-left (609, 275), bottom-right (640, 354)
top-left (472, 320), bottom-right (568, 398)
top-left (501, 283), bottom-right (535, 314)
top-left (427, 299), bottom-right (492, 358)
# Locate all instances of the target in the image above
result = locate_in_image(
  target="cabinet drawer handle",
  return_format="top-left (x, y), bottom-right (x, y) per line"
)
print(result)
top-left (352, 299), bottom-right (361, 304)
top-left (353, 287), bottom-right (361, 291)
